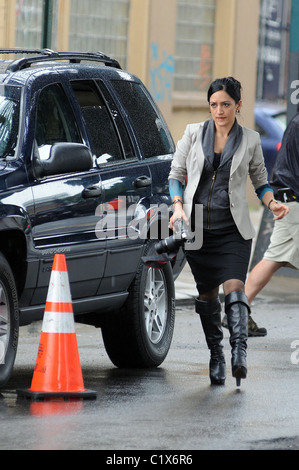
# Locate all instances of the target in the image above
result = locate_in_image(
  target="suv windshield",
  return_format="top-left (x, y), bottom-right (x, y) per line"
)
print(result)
top-left (0, 85), bottom-right (22, 159)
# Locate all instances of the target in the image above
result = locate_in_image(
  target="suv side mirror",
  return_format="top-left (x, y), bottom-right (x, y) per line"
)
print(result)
top-left (34, 142), bottom-right (93, 178)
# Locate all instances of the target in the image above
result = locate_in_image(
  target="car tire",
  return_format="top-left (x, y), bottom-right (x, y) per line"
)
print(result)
top-left (0, 253), bottom-right (19, 388)
top-left (101, 240), bottom-right (175, 368)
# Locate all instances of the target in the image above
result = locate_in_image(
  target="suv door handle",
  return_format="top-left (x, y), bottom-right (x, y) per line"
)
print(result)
top-left (82, 185), bottom-right (102, 198)
top-left (134, 175), bottom-right (152, 188)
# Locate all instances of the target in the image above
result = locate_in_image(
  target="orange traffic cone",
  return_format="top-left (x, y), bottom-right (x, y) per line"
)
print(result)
top-left (17, 254), bottom-right (97, 400)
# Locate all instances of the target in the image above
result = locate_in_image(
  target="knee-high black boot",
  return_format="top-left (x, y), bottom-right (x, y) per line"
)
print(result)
top-left (195, 297), bottom-right (226, 385)
top-left (225, 291), bottom-right (250, 386)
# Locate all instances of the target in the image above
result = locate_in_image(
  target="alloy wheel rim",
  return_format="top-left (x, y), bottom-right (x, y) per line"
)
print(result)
top-left (0, 281), bottom-right (9, 364)
top-left (144, 267), bottom-right (167, 344)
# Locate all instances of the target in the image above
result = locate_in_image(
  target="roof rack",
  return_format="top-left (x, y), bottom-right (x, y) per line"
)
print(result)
top-left (0, 49), bottom-right (122, 72)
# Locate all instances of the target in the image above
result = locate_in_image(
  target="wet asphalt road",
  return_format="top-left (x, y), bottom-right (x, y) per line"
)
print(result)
top-left (0, 275), bottom-right (299, 451)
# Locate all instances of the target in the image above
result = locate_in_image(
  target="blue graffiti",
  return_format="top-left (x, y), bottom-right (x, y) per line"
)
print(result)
top-left (150, 42), bottom-right (174, 103)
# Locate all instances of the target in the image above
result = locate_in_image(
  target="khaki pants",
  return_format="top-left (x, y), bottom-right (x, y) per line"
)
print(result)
top-left (263, 201), bottom-right (299, 269)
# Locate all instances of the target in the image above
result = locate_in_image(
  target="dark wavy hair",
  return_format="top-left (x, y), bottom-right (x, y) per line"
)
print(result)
top-left (207, 77), bottom-right (242, 104)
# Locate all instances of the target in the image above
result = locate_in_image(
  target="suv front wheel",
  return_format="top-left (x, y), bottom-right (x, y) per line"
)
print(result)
top-left (101, 240), bottom-right (175, 368)
top-left (0, 253), bottom-right (19, 388)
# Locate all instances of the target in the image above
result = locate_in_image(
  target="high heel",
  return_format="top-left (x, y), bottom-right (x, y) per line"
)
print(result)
top-left (225, 291), bottom-right (249, 387)
top-left (196, 297), bottom-right (226, 386)
top-left (233, 366), bottom-right (247, 387)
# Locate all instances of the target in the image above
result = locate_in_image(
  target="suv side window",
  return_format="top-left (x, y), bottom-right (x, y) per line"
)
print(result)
top-left (35, 83), bottom-right (81, 160)
top-left (71, 80), bottom-right (124, 165)
top-left (110, 80), bottom-right (174, 158)
top-left (96, 80), bottom-right (135, 160)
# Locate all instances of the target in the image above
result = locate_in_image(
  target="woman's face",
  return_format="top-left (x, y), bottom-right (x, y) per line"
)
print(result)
top-left (209, 90), bottom-right (241, 130)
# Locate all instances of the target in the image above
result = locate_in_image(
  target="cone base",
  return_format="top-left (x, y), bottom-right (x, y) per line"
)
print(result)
top-left (17, 388), bottom-right (97, 401)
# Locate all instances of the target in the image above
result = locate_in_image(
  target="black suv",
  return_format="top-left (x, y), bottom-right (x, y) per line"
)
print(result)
top-left (0, 49), bottom-right (185, 388)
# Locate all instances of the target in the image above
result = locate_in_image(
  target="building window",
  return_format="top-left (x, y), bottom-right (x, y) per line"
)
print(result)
top-left (15, 0), bottom-right (130, 69)
top-left (68, 0), bottom-right (130, 69)
top-left (175, 0), bottom-right (216, 94)
top-left (15, 0), bottom-right (59, 49)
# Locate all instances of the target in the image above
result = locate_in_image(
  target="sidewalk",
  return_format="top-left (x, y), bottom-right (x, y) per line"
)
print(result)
top-left (174, 207), bottom-right (263, 304)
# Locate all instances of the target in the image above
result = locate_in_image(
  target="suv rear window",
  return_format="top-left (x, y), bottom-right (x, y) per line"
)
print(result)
top-left (111, 80), bottom-right (174, 158)
top-left (71, 80), bottom-right (129, 165)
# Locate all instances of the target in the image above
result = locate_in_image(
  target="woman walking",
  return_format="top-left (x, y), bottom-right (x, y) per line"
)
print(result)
top-left (168, 77), bottom-right (288, 386)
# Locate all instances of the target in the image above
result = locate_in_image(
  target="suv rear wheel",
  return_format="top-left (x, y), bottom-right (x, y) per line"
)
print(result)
top-left (101, 240), bottom-right (175, 368)
top-left (0, 253), bottom-right (19, 387)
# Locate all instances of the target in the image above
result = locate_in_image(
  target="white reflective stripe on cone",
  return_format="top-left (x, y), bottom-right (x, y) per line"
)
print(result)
top-left (42, 311), bottom-right (76, 334)
top-left (47, 270), bottom-right (72, 303)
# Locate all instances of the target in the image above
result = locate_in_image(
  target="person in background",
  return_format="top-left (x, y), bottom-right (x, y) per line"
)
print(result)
top-left (245, 112), bottom-right (299, 308)
top-left (168, 77), bottom-right (289, 386)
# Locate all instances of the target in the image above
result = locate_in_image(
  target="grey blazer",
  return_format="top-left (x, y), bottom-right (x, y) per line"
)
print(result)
top-left (168, 122), bottom-right (269, 240)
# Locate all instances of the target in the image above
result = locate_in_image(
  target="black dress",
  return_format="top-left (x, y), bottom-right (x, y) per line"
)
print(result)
top-left (185, 152), bottom-right (252, 295)
top-left (185, 226), bottom-right (252, 294)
